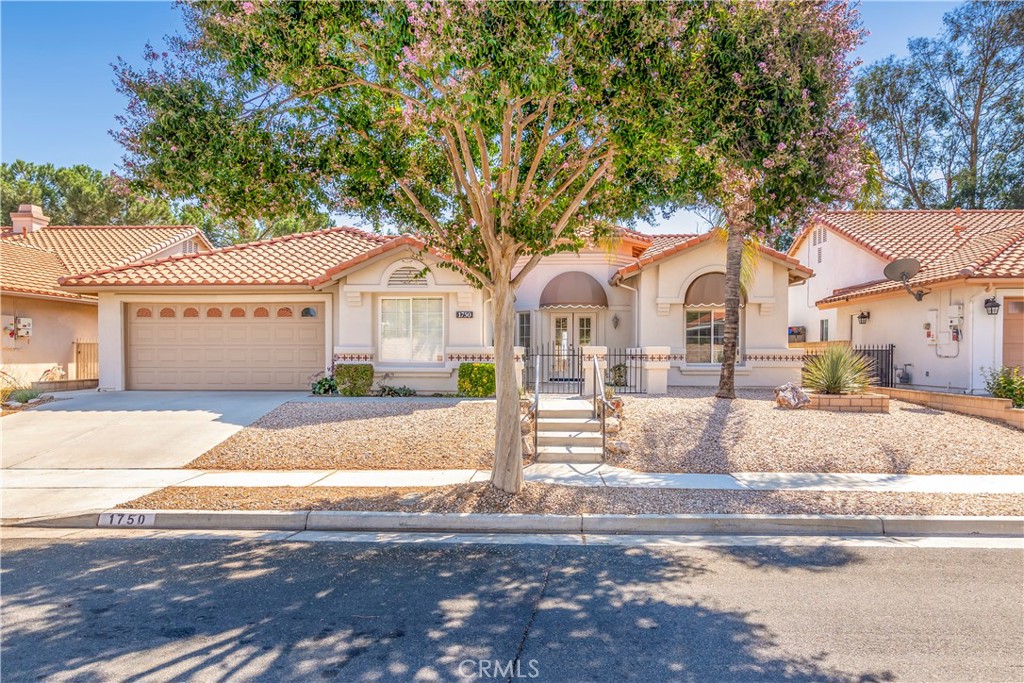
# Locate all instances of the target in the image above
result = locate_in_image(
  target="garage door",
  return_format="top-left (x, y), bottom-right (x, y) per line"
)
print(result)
top-left (127, 303), bottom-right (325, 390)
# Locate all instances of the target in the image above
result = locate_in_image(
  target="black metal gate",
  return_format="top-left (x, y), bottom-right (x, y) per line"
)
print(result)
top-left (855, 344), bottom-right (895, 388)
top-left (605, 348), bottom-right (646, 394)
top-left (524, 344), bottom-right (583, 395)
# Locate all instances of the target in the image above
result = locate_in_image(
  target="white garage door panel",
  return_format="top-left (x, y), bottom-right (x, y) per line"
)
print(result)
top-left (127, 303), bottom-right (325, 390)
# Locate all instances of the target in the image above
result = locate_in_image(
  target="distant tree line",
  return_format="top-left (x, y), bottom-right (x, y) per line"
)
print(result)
top-left (0, 160), bottom-right (330, 245)
top-left (855, 0), bottom-right (1023, 209)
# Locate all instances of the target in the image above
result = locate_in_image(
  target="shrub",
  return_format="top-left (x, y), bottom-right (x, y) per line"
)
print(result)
top-left (607, 363), bottom-right (627, 387)
top-left (458, 362), bottom-right (496, 397)
top-left (333, 363), bottom-right (374, 396)
top-left (802, 345), bottom-right (875, 395)
top-left (9, 388), bottom-right (41, 403)
top-left (378, 383), bottom-right (418, 397)
top-left (982, 366), bottom-right (1024, 408)
top-left (311, 374), bottom-right (337, 395)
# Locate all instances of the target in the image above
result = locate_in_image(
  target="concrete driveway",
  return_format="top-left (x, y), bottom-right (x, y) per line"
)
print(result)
top-left (2, 391), bottom-right (300, 520)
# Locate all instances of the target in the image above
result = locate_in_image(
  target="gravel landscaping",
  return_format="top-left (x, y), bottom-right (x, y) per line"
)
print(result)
top-left (611, 388), bottom-right (1024, 475)
top-left (189, 399), bottom-right (504, 471)
top-left (120, 483), bottom-right (1024, 516)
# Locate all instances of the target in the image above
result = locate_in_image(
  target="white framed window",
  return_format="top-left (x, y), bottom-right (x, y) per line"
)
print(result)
top-left (380, 297), bottom-right (444, 362)
top-left (685, 310), bottom-right (730, 363)
top-left (516, 312), bottom-right (532, 349)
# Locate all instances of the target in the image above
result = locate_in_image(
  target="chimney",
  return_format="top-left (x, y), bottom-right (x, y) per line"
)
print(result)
top-left (10, 204), bottom-right (51, 233)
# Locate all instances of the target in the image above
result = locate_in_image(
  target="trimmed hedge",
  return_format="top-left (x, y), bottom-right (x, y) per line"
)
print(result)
top-left (458, 362), bottom-right (496, 397)
top-left (333, 363), bottom-right (374, 396)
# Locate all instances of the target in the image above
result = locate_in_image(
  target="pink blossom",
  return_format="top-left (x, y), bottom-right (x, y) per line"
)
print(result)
top-left (240, 2), bottom-right (255, 15)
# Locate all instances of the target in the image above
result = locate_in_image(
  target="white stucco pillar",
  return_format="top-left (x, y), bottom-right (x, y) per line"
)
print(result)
top-left (582, 345), bottom-right (608, 397)
top-left (97, 295), bottom-right (125, 391)
top-left (514, 346), bottom-right (525, 390)
top-left (642, 346), bottom-right (671, 395)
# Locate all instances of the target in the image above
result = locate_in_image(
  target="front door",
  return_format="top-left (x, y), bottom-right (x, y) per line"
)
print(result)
top-left (550, 313), bottom-right (592, 383)
top-left (1004, 298), bottom-right (1024, 370)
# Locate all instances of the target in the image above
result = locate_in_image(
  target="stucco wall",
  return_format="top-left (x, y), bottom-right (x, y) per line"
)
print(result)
top-left (1, 295), bottom-right (97, 384)
top-left (633, 239), bottom-right (801, 387)
top-left (788, 223), bottom-right (888, 341)
top-left (831, 283), bottom-right (1024, 393)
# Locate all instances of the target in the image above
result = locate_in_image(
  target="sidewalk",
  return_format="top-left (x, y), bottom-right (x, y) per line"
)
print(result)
top-left (4, 463), bottom-right (1024, 520)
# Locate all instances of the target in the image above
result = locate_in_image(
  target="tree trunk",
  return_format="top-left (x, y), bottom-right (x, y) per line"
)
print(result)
top-left (716, 218), bottom-right (745, 400)
top-left (489, 276), bottom-right (524, 494)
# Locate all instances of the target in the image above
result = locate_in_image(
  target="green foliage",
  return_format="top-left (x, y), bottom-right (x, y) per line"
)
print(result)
top-left (9, 388), bottom-right (41, 403)
top-left (458, 363), bottom-right (496, 398)
top-left (802, 346), bottom-right (876, 395)
top-left (310, 374), bottom-right (338, 396)
top-left (607, 363), bottom-right (628, 387)
top-left (333, 364), bottom-right (374, 397)
top-left (1, 160), bottom-right (176, 226)
top-left (982, 366), bottom-right (1024, 408)
top-left (855, 1), bottom-right (1024, 209)
top-left (377, 383), bottom-right (418, 397)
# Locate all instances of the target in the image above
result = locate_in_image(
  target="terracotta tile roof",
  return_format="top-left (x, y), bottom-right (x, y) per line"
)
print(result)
top-left (60, 227), bottom-right (392, 288)
top-left (0, 240), bottom-right (94, 301)
top-left (2, 225), bottom-right (211, 274)
top-left (808, 210), bottom-right (1024, 306)
top-left (612, 231), bottom-right (813, 284)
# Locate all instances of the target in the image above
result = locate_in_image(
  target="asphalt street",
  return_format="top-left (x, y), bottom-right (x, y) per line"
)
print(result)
top-left (1, 536), bottom-right (1021, 682)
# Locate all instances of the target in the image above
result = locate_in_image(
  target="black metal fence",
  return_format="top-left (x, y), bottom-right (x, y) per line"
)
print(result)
top-left (802, 343), bottom-right (895, 388)
top-left (523, 344), bottom-right (583, 395)
top-left (604, 348), bottom-right (646, 394)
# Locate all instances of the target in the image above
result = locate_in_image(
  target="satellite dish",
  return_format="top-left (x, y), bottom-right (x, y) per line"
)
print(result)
top-left (884, 258), bottom-right (921, 282)
top-left (883, 258), bottom-right (927, 301)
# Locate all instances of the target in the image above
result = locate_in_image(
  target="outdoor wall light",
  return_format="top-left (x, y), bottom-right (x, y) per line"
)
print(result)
top-left (612, 314), bottom-right (620, 329)
top-left (984, 297), bottom-right (1001, 316)
top-left (857, 311), bottom-right (870, 324)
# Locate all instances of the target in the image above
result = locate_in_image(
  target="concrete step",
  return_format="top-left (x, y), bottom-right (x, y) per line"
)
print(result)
top-left (537, 431), bottom-right (604, 447)
top-left (535, 446), bottom-right (605, 463)
top-left (536, 418), bottom-right (603, 432)
top-left (536, 408), bottom-right (594, 420)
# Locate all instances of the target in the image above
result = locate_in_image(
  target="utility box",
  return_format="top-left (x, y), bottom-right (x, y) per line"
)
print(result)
top-left (947, 304), bottom-right (964, 329)
top-left (15, 317), bottom-right (32, 338)
top-left (925, 310), bottom-right (938, 345)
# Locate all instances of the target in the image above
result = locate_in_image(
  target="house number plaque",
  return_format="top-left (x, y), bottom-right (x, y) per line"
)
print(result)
top-left (455, 311), bottom-right (474, 319)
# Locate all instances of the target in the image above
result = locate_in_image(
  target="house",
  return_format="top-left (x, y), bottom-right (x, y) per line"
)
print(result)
top-left (59, 222), bottom-right (811, 393)
top-left (1, 205), bottom-right (211, 386)
top-left (788, 209), bottom-right (1024, 394)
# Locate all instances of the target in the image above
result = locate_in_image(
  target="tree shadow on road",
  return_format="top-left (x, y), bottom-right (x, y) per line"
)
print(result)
top-left (0, 537), bottom-right (894, 682)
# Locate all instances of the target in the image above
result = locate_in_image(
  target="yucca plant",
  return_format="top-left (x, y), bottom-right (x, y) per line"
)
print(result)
top-left (803, 346), bottom-right (876, 395)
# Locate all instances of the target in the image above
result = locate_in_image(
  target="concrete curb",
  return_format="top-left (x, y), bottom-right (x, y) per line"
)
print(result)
top-left (6, 510), bottom-right (1022, 538)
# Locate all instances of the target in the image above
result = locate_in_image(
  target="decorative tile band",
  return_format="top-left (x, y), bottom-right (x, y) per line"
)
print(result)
top-left (334, 354), bottom-right (374, 362)
top-left (744, 354), bottom-right (805, 362)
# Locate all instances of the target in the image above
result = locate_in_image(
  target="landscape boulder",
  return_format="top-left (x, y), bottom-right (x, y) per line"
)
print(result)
top-left (774, 382), bottom-right (810, 409)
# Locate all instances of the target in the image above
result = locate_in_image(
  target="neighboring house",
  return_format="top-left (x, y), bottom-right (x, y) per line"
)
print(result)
top-left (789, 209), bottom-right (1024, 394)
top-left (0, 205), bottom-right (211, 385)
top-left (60, 221), bottom-right (810, 393)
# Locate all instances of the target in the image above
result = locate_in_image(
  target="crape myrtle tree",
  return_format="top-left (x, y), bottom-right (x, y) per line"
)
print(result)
top-left (684, 1), bottom-right (867, 398)
top-left (115, 1), bottom-right (712, 493)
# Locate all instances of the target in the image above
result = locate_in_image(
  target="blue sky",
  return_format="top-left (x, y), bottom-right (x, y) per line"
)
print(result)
top-left (1, 0), bottom-right (959, 233)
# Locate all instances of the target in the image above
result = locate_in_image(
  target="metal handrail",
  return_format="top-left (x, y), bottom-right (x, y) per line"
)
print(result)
top-left (592, 355), bottom-right (614, 461)
top-left (530, 358), bottom-right (541, 457)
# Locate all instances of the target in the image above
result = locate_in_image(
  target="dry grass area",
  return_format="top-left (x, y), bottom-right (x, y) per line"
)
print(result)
top-left (190, 399), bottom-right (501, 470)
top-left (611, 388), bottom-right (1024, 475)
top-left (121, 482), bottom-right (1023, 516)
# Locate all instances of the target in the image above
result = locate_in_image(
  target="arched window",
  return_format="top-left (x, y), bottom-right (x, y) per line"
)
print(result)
top-left (183, 307), bottom-right (199, 318)
top-left (300, 306), bottom-right (318, 318)
top-left (136, 307), bottom-right (152, 318)
top-left (277, 307), bottom-right (294, 318)
top-left (254, 307), bottom-right (269, 318)
top-left (159, 307), bottom-right (176, 318)
top-left (683, 273), bottom-right (739, 365)
top-left (206, 307), bottom-right (223, 318)
top-left (230, 307), bottom-right (246, 318)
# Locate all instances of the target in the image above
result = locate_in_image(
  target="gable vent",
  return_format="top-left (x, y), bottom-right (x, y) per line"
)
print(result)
top-left (388, 266), bottom-right (428, 287)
